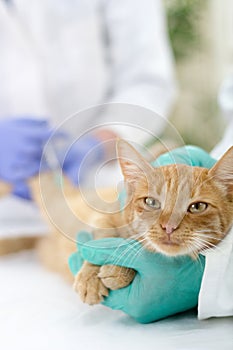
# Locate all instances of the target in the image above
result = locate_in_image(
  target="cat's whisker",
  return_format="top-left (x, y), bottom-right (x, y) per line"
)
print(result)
top-left (197, 244), bottom-right (223, 255)
top-left (193, 233), bottom-right (223, 241)
top-left (192, 234), bottom-right (221, 246)
top-left (129, 245), bottom-right (145, 265)
top-left (126, 236), bottom-right (150, 266)
top-left (190, 237), bottom-right (214, 253)
top-left (107, 234), bottom-right (147, 268)
top-left (189, 239), bottom-right (204, 252)
top-left (113, 241), bottom-right (146, 270)
top-left (101, 240), bottom-right (137, 268)
top-left (194, 230), bottom-right (223, 239)
top-left (201, 241), bottom-right (226, 255)
top-left (191, 236), bottom-right (214, 248)
top-left (127, 235), bottom-right (152, 265)
top-left (193, 233), bottom-right (222, 243)
top-left (129, 231), bottom-right (147, 241)
top-left (195, 229), bottom-right (221, 234)
top-left (185, 243), bottom-right (205, 268)
top-left (191, 236), bottom-right (226, 255)
top-left (196, 253), bottom-right (205, 269)
top-left (194, 230), bottom-right (223, 237)
top-left (112, 242), bottom-right (139, 267)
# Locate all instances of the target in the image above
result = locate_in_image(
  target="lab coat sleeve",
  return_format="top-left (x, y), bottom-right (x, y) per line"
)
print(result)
top-left (210, 120), bottom-right (233, 159)
top-left (0, 1), bottom-right (48, 117)
top-left (198, 122), bottom-right (233, 319)
top-left (97, 0), bottom-right (177, 141)
top-left (198, 228), bottom-right (233, 319)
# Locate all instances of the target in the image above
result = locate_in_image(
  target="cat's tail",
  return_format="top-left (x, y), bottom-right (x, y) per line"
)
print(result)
top-left (0, 236), bottom-right (42, 256)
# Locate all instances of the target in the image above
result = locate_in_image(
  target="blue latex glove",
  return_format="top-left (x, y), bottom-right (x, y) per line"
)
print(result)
top-left (69, 234), bottom-right (205, 323)
top-left (60, 135), bottom-right (104, 185)
top-left (0, 118), bottom-right (52, 199)
top-left (0, 118), bottom-right (104, 198)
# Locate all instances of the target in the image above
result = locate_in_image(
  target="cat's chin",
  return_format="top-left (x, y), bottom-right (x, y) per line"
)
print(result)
top-left (146, 240), bottom-right (189, 257)
top-left (158, 244), bottom-right (184, 256)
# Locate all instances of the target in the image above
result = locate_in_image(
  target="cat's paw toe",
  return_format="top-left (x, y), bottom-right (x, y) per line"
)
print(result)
top-left (74, 271), bottom-right (108, 305)
top-left (98, 265), bottom-right (136, 290)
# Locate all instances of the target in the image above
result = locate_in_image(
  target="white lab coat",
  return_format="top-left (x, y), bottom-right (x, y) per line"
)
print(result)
top-left (198, 122), bottom-right (233, 319)
top-left (0, 0), bottom-right (176, 139)
top-left (0, 0), bottom-right (177, 236)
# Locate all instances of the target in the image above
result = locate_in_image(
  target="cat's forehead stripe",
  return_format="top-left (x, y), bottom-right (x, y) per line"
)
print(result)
top-left (158, 165), bottom-right (194, 210)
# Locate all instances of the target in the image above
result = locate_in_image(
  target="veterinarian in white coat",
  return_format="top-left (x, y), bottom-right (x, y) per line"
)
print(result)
top-left (0, 0), bottom-right (176, 234)
top-left (0, 0), bottom-right (176, 136)
top-left (198, 74), bottom-right (233, 320)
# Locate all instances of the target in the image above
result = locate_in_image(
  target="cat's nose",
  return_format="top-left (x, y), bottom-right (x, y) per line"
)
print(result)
top-left (160, 223), bottom-right (176, 235)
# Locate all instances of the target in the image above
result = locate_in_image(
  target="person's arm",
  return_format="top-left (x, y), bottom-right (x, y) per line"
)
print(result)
top-left (98, 0), bottom-right (177, 141)
top-left (69, 235), bottom-right (205, 323)
top-left (58, 129), bottom-right (117, 185)
top-left (0, 118), bottom-right (52, 199)
top-left (0, 118), bottom-right (115, 199)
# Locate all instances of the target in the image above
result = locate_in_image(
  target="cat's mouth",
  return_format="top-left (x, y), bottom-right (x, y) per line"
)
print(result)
top-left (159, 237), bottom-right (181, 246)
top-left (146, 233), bottom-right (187, 255)
top-left (161, 241), bottom-right (179, 246)
top-left (156, 240), bottom-right (186, 256)
top-left (160, 240), bottom-right (180, 247)
top-left (155, 238), bottom-right (184, 254)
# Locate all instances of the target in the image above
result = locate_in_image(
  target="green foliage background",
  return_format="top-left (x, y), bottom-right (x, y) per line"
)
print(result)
top-left (162, 0), bottom-right (224, 151)
top-left (164, 0), bottom-right (204, 61)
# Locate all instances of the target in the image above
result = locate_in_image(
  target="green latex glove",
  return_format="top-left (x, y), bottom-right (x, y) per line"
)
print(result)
top-left (69, 231), bottom-right (93, 275)
top-left (74, 237), bottom-right (205, 324)
top-left (152, 145), bottom-right (216, 168)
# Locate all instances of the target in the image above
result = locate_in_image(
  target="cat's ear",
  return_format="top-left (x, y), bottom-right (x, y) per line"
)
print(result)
top-left (116, 140), bottom-right (154, 183)
top-left (209, 146), bottom-right (233, 191)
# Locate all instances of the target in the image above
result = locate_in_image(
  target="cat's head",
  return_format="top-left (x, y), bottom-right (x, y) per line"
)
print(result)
top-left (117, 140), bottom-right (233, 257)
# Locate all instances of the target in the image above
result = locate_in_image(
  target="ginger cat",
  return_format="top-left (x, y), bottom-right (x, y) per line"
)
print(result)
top-left (1, 141), bottom-right (233, 306)
top-left (73, 141), bottom-right (233, 304)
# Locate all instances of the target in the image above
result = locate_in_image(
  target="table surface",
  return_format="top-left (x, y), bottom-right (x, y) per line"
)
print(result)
top-left (0, 162), bottom-right (232, 350)
top-left (0, 251), bottom-right (232, 350)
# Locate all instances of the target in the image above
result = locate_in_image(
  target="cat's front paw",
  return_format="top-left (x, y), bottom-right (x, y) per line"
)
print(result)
top-left (98, 265), bottom-right (136, 290)
top-left (74, 262), bottom-right (108, 305)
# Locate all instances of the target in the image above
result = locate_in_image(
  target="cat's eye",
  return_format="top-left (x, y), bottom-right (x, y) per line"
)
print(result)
top-left (144, 197), bottom-right (161, 209)
top-left (188, 202), bottom-right (208, 214)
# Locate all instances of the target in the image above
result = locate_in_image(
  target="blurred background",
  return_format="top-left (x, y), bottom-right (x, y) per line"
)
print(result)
top-left (0, 0), bottom-right (233, 197)
top-left (162, 0), bottom-right (233, 151)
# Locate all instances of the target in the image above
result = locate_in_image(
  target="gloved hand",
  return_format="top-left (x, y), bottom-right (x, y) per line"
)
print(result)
top-left (60, 135), bottom-right (104, 185)
top-left (152, 145), bottom-right (216, 168)
top-left (60, 129), bottom-right (117, 185)
top-left (69, 234), bottom-right (205, 324)
top-left (69, 231), bottom-right (93, 275)
top-left (0, 118), bottom-right (52, 199)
